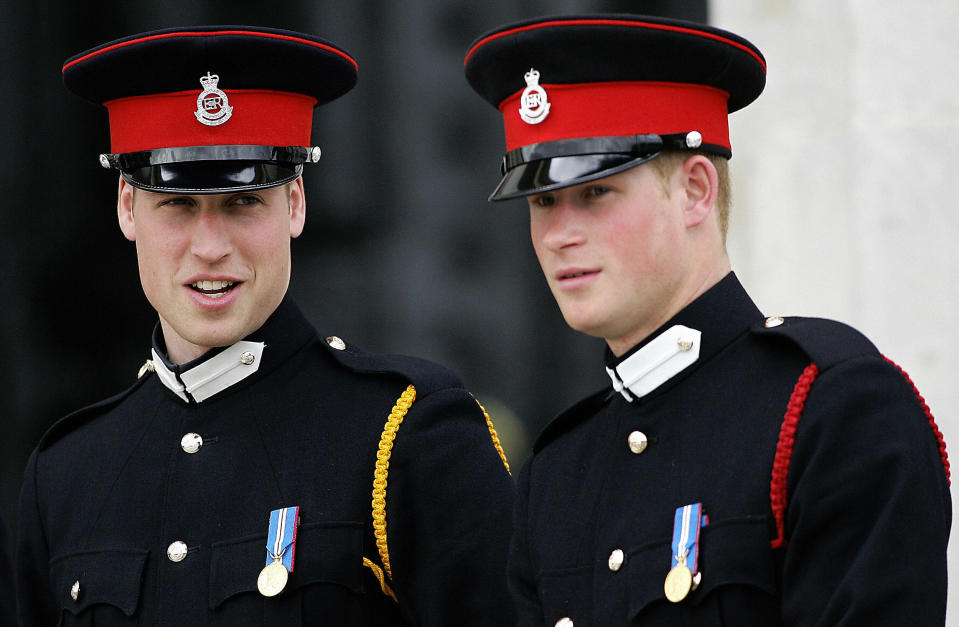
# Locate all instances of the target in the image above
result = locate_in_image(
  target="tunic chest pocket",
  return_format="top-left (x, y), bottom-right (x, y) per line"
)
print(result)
top-left (627, 516), bottom-right (780, 625)
top-left (209, 521), bottom-right (366, 624)
top-left (50, 548), bottom-right (149, 625)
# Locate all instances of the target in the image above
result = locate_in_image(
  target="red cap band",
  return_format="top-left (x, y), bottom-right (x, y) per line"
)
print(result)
top-left (499, 81), bottom-right (730, 152)
top-left (105, 89), bottom-right (317, 153)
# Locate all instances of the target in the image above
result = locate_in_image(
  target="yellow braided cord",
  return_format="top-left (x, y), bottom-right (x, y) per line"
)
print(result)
top-left (362, 557), bottom-right (398, 602)
top-left (371, 384), bottom-right (416, 583)
top-left (476, 399), bottom-right (511, 474)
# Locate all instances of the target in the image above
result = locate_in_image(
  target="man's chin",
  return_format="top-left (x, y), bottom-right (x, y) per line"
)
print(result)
top-left (187, 331), bottom-right (246, 351)
top-left (165, 323), bottom-right (251, 362)
top-left (562, 315), bottom-right (609, 339)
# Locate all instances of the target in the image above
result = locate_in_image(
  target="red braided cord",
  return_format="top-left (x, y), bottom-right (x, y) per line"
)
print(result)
top-left (882, 356), bottom-right (951, 484)
top-left (769, 363), bottom-right (819, 549)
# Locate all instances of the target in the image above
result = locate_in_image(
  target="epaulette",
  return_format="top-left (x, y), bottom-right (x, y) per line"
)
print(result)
top-left (319, 335), bottom-right (464, 398)
top-left (38, 372), bottom-right (152, 451)
top-left (533, 386), bottom-right (612, 454)
top-left (751, 316), bottom-right (879, 371)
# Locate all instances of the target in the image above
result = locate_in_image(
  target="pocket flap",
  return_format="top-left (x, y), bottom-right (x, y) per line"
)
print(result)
top-left (628, 516), bottom-right (777, 618)
top-left (50, 548), bottom-right (148, 616)
top-left (209, 521), bottom-right (364, 609)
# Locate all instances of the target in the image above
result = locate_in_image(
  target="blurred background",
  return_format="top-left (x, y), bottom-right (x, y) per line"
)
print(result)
top-left (2, 0), bottom-right (956, 621)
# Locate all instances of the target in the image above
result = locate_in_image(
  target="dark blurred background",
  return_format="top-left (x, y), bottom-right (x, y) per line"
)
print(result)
top-left (0, 1), bottom-right (707, 534)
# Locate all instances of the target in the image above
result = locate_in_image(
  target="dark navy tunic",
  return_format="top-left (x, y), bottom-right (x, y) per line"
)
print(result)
top-left (508, 274), bottom-right (951, 626)
top-left (17, 299), bottom-right (515, 626)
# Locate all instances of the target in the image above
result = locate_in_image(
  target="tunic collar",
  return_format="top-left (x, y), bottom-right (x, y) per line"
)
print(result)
top-left (150, 341), bottom-right (265, 403)
top-left (605, 325), bottom-right (701, 402)
top-left (146, 297), bottom-right (316, 403)
top-left (604, 272), bottom-right (763, 402)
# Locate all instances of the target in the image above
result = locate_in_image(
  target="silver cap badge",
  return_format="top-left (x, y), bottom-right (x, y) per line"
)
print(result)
top-left (518, 68), bottom-right (550, 125)
top-left (194, 72), bottom-right (233, 126)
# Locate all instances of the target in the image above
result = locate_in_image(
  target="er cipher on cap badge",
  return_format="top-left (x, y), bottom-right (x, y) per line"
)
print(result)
top-left (194, 72), bottom-right (233, 126)
top-left (518, 68), bottom-right (550, 125)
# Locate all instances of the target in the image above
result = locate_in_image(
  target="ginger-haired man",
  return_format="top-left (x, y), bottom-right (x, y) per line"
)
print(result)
top-left (465, 14), bottom-right (950, 626)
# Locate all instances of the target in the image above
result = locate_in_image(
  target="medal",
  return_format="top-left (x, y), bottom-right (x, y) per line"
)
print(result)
top-left (664, 560), bottom-right (693, 602)
top-left (257, 558), bottom-right (290, 597)
top-left (257, 506), bottom-right (299, 597)
top-left (664, 503), bottom-right (707, 603)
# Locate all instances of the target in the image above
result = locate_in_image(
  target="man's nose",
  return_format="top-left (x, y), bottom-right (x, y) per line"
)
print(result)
top-left (540, 200), bottom-right (586, 252)
top-left (190, 210), bottom-right (234, 262)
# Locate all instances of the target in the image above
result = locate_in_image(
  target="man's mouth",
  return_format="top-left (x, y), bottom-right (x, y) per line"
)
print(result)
top-left (190, 280), bottom-right (237, 299)
top-left (559, 270), bottom-right (598, 280)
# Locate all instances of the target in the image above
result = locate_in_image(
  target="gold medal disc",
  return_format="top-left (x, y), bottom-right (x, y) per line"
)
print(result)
top-left (257, 560), bottom-right (289, 597)
top-left (664, 563), bottom-right (693, 603)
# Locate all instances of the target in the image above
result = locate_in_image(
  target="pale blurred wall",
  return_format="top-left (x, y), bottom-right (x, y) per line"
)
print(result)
top-left (713, 1), bottom-right (959, 622)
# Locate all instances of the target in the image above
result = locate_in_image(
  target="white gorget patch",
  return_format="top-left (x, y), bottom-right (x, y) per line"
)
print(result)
top-left (151, 341), bottom-right (266, 403)
top-left (605, 325), bottom-right (701, 402)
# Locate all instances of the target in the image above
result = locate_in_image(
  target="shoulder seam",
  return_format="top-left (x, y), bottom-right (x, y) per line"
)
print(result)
top-left (533, 387), bottom-right (612, 453)
top-left (322, 342), bottom-right (463, 398)
top-left (38, 375), bottom-right (150, 451)
top-left (753, 316), bottom-right (878, 371)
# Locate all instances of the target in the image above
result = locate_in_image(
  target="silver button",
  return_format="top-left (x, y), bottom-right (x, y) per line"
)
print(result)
top-left (326, 336), bottom-right (346, 351)
top-left (240, 351), bottom-right (255, 365)
top-left (310, 146), bottom-right (322, 163)
top-left (608, 548), bottom-right (625, 572)
top-left (70, 580), bottom-right (80, 601)
top-left (180, 433), bottom-right (203, 454)
top-left (555, 618), bottom-right (574, 627)
top-left (764, 316), bottom-right (785, 328)
top-left (628, 430), bottom-right (648, 454)
top-left (98, 153), bottom-right (111, 169)
top-left (685, 130), bottom-right (703, 149)
top-left (167, 540), bottom-right (188, 562)
top-left (677, 337), bottom-right (694, 352)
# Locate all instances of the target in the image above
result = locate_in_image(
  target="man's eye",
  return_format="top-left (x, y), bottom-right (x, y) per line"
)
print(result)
top-left (531, 195), bottom-right (555, 208)
top-left (231, 195), bottom-right (262, 206)
top-left (159, 197), bottom-right (192, 207)
top-left (585, 186), bottom-right (609, 198)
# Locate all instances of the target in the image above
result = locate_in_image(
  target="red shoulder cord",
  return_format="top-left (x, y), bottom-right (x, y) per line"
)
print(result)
top-left (768, 358), bottom-right (951, 550)
top-left (882, 356), bottom-right (950, 484)
top-left (769, 363), bottom-right (819, 549)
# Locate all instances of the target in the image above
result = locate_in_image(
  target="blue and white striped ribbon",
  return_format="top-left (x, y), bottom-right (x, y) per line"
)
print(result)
top-left (670, 503), bottom-right (706, 572)
top-left (265, 506), bottom-right (299, 572)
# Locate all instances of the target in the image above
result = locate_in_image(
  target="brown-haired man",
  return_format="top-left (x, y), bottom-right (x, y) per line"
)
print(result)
top-left (17, 25), bottom-right (514, 625)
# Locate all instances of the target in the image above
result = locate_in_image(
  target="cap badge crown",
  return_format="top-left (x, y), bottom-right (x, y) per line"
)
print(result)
top-left (518, 68), bottom-right (550, 125)
top-left (194, 72), bottom-right (234, 127)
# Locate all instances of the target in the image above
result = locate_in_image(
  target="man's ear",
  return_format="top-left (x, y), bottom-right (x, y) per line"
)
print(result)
top-left (117, 177), bottom-right (137, 241)
top-left (681, 155), bottom-right (718, 228)
top-left (289, 177), bottom-right (306, 238)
